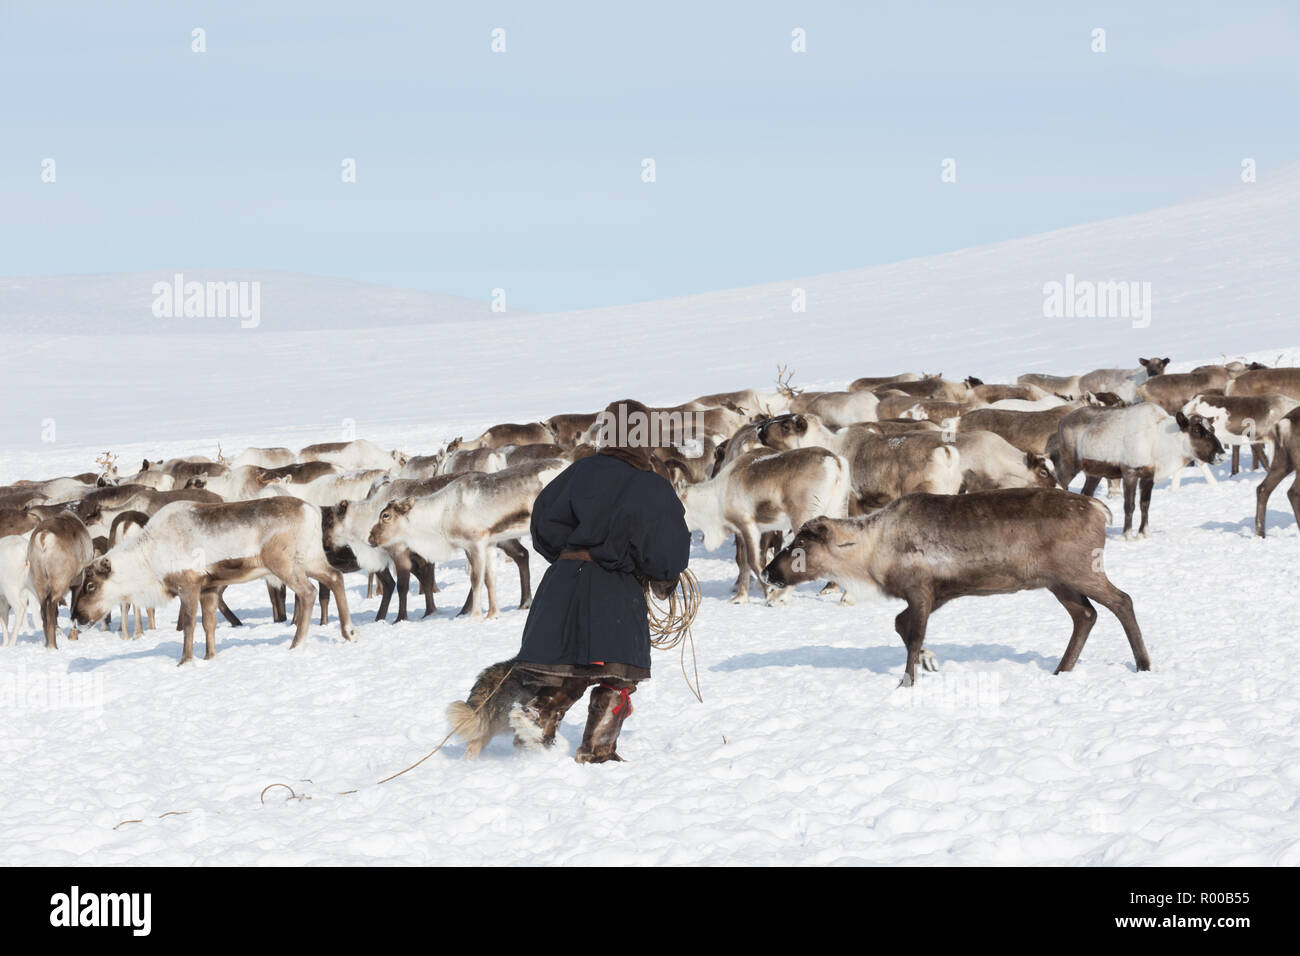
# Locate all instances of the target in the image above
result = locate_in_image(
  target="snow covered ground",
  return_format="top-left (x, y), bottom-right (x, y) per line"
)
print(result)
top-left (2, 170), bottom-right (1299, 865)
top-left (2, 432), bottom-right (1298, 866)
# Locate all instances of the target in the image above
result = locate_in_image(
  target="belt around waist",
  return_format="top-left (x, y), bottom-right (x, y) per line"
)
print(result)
top-left (558, 549), bottom-right (594, 562)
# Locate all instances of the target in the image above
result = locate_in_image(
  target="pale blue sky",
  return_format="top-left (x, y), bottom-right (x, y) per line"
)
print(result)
top-left (2, 0), bottom-right (1297, 312)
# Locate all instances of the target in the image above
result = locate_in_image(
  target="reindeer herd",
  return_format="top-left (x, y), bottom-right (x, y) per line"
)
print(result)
top-left (2, 355), bottom-right (1299, 682)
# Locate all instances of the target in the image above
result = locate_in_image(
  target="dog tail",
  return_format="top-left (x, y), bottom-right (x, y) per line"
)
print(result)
top-left (446, 700), bottom-right (489, 744)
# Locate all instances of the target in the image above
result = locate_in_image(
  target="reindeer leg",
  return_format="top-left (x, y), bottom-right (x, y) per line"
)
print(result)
top-left (415, 558), bottom-right (439, 616)
top-left (374, 567), bottom-right (396, 622)
top-left (1138, 475), bottom-right (1155, 537)
top-left (898, 591), bottom-right (933, 688)
top-left (281, 572), bottom-right (316, 649)
top-left (481, 542), bottom-right (500, 619)
top-left (1121, 471), bottom-right (1138, 539)
top-left (496, 539), bottom-right (531, 610)
top-left (119, 602), bottom-right (130, 639)
top-left (730, 534), bottom-right (751, 604)
top-left (1080, 577), bottom-right (1149, 672)
top-left (199, 589), bottom-right (220, 661)
top-left (311, 565), bottom-right (357, 642)
top-left (458, 547), bottom-right (483, 619)
top-left (1254, 442), bottom-right (1293, 537)
top-left (218, 587), bottom-right (242, 627)
top-left (318, 581), bottom-right (330, 625)
top-left (1287, 474), bottom-right (1300, 536)
top-left (392, 549), bottom-right (413, 622)
top-left (177, 583), bottom-right (199, 665)
top-left (41, 596), bottom-right (59, 650)
top-left (1049, 584), bottom-right (1098, 674)
top-left (1231, 444), bottom-right (1241, 476)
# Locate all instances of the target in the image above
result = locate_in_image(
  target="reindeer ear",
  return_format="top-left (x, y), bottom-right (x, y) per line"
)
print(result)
top-left (393, 497), bottom-right (414, 515)
top-left (95, 557), bottom-right (111, 576)
top-left (1175, 411), bottom-right (1190, 429)
top-left (337, 500), bottom-right (348, 515)
top-left (795, 415), bottom-right (808, 434)
top-left (800, 517), bottom-right (831, 542)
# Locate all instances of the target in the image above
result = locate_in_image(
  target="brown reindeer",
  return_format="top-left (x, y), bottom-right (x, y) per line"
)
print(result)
top-left (762, 488), bottom-right (1149, 686)
top-left (1254, 407), bottom-right (1300, 537)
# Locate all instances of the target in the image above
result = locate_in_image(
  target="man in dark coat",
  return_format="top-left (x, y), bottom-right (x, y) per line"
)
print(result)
top-left (512, 400), bottom-right (692, 763)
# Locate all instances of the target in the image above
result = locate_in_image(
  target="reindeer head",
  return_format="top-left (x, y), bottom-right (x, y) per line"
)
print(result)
top-left (775, 365), bottom-right (802, 400)
top-left (1139, 357), bottom-right (1170, 377)
top-left (321, 500), bottom-right (349, 551)
top-left (72, 556), bottom-right (116, 626)
top-left (1175, 411), bottom-right (1225, 465)
top-left (368, 497), bottom-right (414, 547)
top-left (1025, 452), bottom-right (1057, 487)
top-left (757, 413), bottom-right (810, 450)
top-left (95, 451), bottom-right (119, 481)
top-left (763, 517), bottom-right (844, 589)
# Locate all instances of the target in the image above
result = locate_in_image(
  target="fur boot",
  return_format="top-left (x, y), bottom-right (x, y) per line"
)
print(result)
top-left (575, 682), bottom-right (636, 764)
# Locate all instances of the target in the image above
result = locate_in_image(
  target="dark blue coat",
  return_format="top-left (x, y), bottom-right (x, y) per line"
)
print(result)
top-left (517, 454), bottom-right (691, 673)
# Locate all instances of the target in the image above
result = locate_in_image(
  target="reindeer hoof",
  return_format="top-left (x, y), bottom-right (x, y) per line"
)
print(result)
top-left (343, 626), bottom-right (359, 642)
top-left (920, 649), bottom-right (939, 672)
top-left (838, 592), bottom-right (855, 607)
top-left (729, 593), bottom-right (749, 605)
top-left (898, 673), bottom-right (915, 689)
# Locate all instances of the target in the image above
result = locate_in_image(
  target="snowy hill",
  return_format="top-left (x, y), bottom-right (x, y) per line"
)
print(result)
top-left (2, 165), bottom-right (1298, 452)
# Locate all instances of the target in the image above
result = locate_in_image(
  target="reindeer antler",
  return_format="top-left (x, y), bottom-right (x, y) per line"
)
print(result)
top-left (94, 451), bottom-right (118, 472)
top-left (776, 364), bottom-right (803, 399)
top-left (216, 443), bottom-right (227, 465)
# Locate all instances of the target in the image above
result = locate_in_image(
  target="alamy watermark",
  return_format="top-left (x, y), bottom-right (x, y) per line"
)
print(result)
top-left (595, 403), bottom-right (706, 457)
top-left (151, 273), bottom-right (260, 328)
top-left (1043, 273), bottom-right (1151, 329)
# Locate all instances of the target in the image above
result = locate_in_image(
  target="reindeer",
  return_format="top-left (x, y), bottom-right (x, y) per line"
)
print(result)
top-left (453, 423), bottom-right (555, 451)
top-left (952, 430), bottom-right (1056, 492)
top-left (1226, 367), bottom-right (1300, 401)
top-left (676, 446), bottom-right (850, 604)
top-left (0, 535), bottom-right (37, 646)
top-left (543, 413), bottom-right (600, 448)
top-left (367, 460), bottom-right (565, 619)
top-left (74, 498), bottom-right (358, 665)
top-left (847, 373), bottom-right (922, 392)
top-left (107, 510), bottom-right (155, 639)
top-left (26, 513), bottom-right (94, 649)
top-left (958, 404), bottom-right (1082, 456)
top-left (1182, 392), bottom-right (1299, 475)
top-left (762, 488), bottom-right (1149, 686)
top-left (299, 439), bottom-right (406, 472)
top-left (1254, 407), bottom-right (1300, 537)
top-left (963, 381), bottom-right (1051, 405)
top-left (757, 414), bottom-right (962, 512)
top-left (1016, 372), bottom-right (1082, 399)
top-left (229, 447), bottom-right (297, 469)
top-left (1136, 367), bottom-right (1240, 414)
top-left (1077, 357), bottom-right (1169, 404)
top-left (1055, 404), bottom-right (1223, 538)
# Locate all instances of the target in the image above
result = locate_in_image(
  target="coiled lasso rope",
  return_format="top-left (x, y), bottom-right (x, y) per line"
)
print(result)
top-left (644, 567), bottom-right (704, 702)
